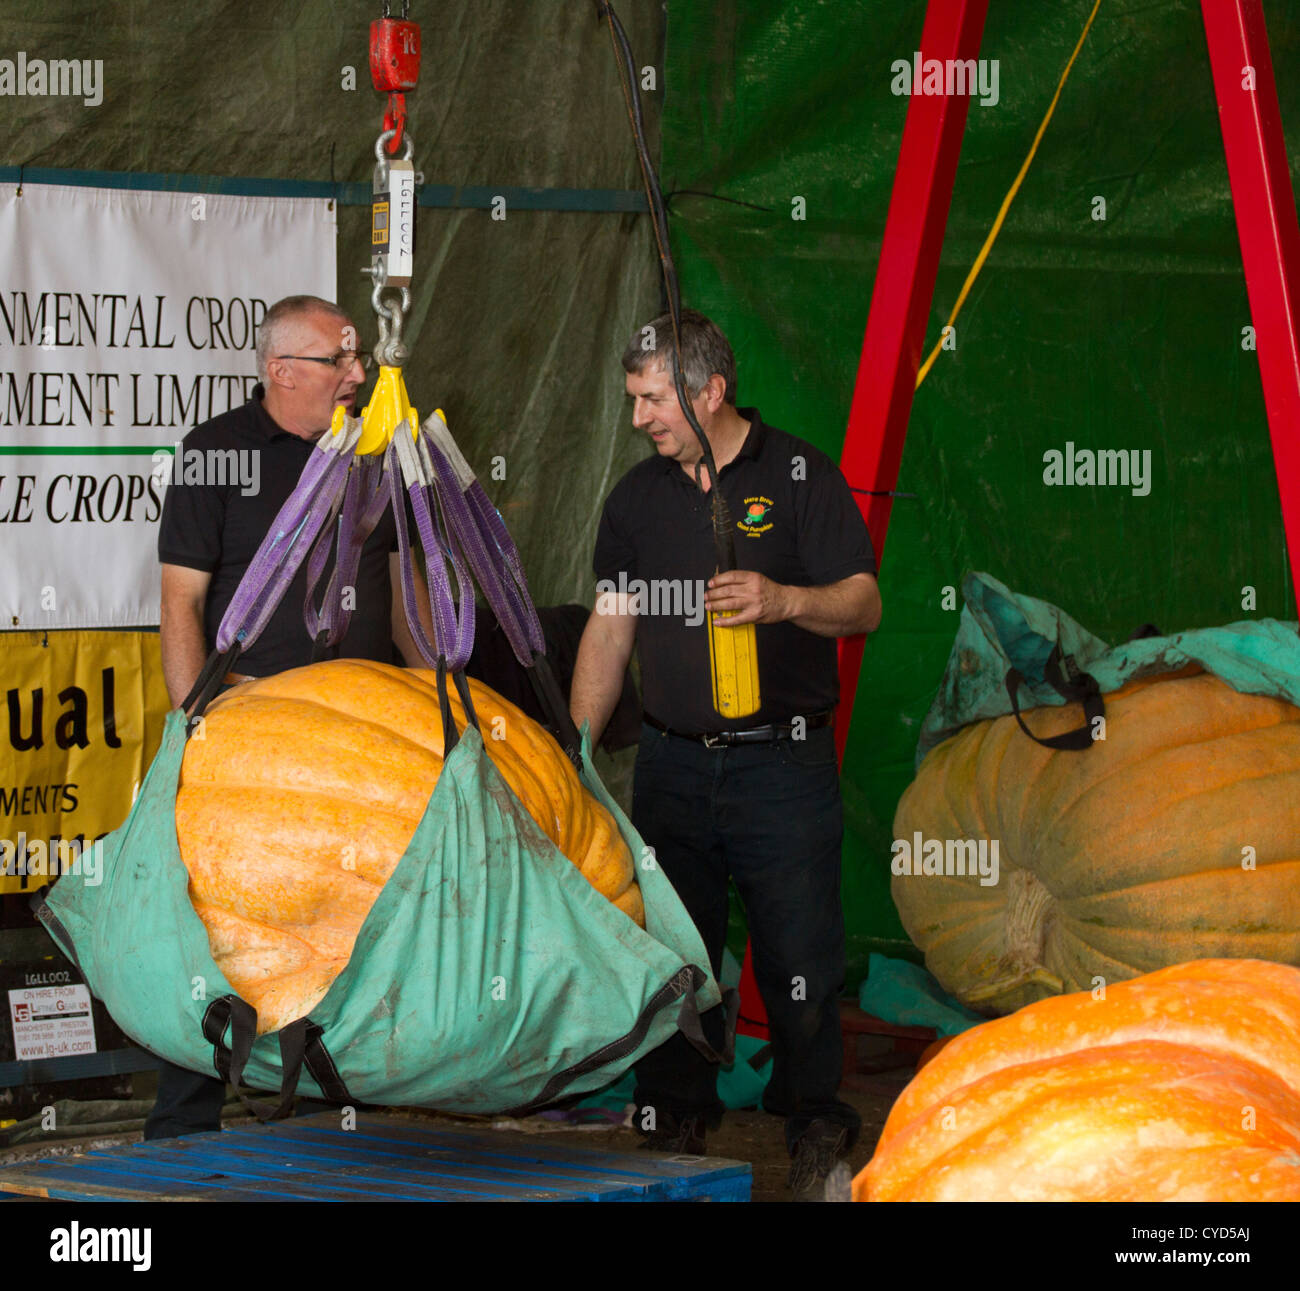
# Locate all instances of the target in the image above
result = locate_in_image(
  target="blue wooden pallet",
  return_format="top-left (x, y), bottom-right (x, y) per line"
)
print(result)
top-left (0, 1113), bottom-right (751, 1202)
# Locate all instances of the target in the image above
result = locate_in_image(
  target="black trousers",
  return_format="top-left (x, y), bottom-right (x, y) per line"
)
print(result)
top-left (629, 723), bottom-right (861, 1153)
top-left (143, 1060), bottom-right (226, 1140)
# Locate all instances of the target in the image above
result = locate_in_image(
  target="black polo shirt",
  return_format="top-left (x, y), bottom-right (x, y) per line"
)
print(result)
top-left (158, 386), bottom-right (398, 677)
top-left (593, 406), bottom-right (875, 733)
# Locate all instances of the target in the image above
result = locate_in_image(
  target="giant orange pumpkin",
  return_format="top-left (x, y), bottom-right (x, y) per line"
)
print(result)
top-left (893, 669), bottom-right (1300, 1014)
top-left (174, 659), bottom-right (642, 1032)
top-left (856, 959), bottom-right (1300, 1201)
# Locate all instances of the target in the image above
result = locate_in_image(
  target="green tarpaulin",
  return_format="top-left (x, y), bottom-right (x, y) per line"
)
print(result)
top-left (919, 571), bottom-right (1300, 764)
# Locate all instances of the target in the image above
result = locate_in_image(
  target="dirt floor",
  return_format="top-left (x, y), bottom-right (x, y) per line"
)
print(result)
top-left (0, 1068), bottom-right (911, 1203)
top-left (501, 1074), bottom-right (912, 1202)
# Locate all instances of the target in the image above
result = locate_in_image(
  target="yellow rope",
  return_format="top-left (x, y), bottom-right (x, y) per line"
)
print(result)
top-left (915, 0), bottom-right (1103, 390)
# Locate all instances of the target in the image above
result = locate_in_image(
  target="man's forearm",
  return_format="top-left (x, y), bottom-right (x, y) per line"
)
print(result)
top-left (784, 575), bottom-right (881, 638)
top-left (160, 607), bottom-right (209, 709)
top-left (570, 625), bottom-right (632, 749)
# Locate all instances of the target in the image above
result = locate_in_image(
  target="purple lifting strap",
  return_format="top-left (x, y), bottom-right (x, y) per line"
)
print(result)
top-left (386, 439), bottom-right (475, 670)
top-left (466, 476), bottom-right (544, 659)
top-left (215, 442), bottom-right (354, 654)
top-left (211, 407), bottom-right (545, 675)
top-left (303, 456), bottom-right (390, 648)
top-left (423, 438), bottom-right (543, 665)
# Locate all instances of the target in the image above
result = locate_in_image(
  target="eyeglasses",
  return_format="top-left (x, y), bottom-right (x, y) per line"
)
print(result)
top-left (276, 351), bottom-right (375, 372)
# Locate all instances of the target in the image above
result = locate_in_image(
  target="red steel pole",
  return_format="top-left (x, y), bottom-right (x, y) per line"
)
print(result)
top-left (834, 0), bottom-right (990, 763)
top-left (1200, 0), bottom-right (1300, 621)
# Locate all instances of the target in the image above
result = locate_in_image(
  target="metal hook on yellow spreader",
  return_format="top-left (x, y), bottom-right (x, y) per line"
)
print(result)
top-left (336, 289), bottom-right (418, 454)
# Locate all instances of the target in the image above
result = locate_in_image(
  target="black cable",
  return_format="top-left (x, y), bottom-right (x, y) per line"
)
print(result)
top-left (598, 1), bottom-right (737, 575)
top-left (665, 189), bottom-right (775, 214)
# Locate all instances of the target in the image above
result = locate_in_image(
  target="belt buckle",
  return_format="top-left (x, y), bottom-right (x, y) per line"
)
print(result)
top-left (701, 731), bottom-right (726, 749)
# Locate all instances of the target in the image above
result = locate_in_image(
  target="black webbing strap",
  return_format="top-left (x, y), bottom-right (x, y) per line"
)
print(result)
top-left (451, 667), bottom-right (480, 735)
top-left (309, 628), bottom-right (340, 665)
top-left (526, 651), bottom-right (583, 768)
top-left (435, 656), bottom-right (459, 755)
top-left (434, 660), bottom-right (482, 757)
top-left (1004, 643), bottom-right (1105, 752)
top-left (302, 1021), bottom-right (353, 1103)
top-left (676, 971), bottom-right (739, 1066)
top-left (181, 641), bottom-right (243, 728)
top-left (201, 996), bottom-right (350, 1120)
top-left (203, 995), bottom-right (281, 1120)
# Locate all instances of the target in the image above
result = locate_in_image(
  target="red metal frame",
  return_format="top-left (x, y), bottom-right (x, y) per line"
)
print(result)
top-left (833, 0), bottom-right (991, 765)
top-left (1201, 0), bottom-right (1300, 621)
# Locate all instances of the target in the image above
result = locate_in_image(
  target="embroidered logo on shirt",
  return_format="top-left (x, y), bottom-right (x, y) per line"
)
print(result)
top-left (738, 496), bottom-right (774, 536)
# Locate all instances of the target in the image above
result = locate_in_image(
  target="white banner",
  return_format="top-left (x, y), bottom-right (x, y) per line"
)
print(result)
top-left (0, 183), bottom-right (336, 627)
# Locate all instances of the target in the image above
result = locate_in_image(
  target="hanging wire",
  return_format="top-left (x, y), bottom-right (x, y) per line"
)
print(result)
top-left (915, 0), bottom-right (1104, 390)
top-left (597, 0), bottom-right (738, 574)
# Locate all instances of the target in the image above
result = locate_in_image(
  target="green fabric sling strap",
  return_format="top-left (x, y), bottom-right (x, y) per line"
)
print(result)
top-left (919, 571), bottom-right (1300, 768)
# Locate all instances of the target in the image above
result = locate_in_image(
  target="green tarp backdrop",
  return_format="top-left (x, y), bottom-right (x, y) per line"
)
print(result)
top-left (4, 0), bottom-right (1299, 983)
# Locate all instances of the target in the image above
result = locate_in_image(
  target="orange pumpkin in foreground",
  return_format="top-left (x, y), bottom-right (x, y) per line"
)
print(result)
top-left (175, 659), bottom-right (642, 1033)
top-left (856, 959), bottom-right (1300, 1201)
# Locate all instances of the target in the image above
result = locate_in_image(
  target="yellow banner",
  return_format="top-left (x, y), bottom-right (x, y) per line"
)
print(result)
top-left (1, 631), bottom-right (169, 895)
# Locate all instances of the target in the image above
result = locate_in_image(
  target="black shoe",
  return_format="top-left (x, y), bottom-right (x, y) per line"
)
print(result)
top-left (787, 1118), bottom-right (851, 1201)
top-left (638, 1112), bottom-right (707, 1156)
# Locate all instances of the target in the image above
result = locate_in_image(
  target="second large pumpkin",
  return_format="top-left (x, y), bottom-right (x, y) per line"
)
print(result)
top-left (893, 669), bottom-right (1300, 1014)
top-left (175, 659), bottom-right (643, 1033)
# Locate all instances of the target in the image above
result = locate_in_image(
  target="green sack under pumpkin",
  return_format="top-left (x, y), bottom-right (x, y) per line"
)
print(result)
top-left (35, 710), bottom-right (722, 1115)
top-left (918, 570), bottom-right (1300, 766)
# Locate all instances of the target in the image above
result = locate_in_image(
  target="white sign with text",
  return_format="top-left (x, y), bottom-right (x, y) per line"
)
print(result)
top-left (8, 982), bottom-right (96, 1060)
top-left (0, 182), bottom-right (336, 627)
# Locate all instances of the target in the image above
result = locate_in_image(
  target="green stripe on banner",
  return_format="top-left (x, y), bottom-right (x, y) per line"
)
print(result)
top-left (0, 166), bottom-right (649, 214)
top-left (0, 447), bottom-right (171, 455)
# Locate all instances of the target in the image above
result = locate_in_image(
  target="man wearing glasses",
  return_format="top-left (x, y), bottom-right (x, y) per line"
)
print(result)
top-left (150, 293), bottom-right (425, 1139)
top-left (157, 293), bottom-right (428, 705)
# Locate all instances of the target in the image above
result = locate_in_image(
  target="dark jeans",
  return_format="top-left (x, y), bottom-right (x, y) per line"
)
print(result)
top-left (144, 1059), bottom-right (337, 1140)
top-left (144, 1060), bottom-right (226, 1140)
top-left (630, 722), bottom-right (860, 1154)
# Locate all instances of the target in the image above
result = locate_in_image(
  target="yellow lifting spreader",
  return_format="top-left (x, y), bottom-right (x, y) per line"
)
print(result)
top-left (329, 363), bottom-right (420, 456)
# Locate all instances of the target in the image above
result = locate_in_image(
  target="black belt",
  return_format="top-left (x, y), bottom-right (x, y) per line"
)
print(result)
top-left (644, 711), bottom-right (833, 747)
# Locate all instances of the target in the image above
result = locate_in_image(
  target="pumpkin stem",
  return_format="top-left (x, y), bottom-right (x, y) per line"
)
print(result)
top-left (964, 869), bottom-right (1064, 1004)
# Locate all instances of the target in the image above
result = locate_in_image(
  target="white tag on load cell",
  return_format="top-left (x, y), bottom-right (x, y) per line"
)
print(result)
top-left (372, 159), bottom-right (416, 287)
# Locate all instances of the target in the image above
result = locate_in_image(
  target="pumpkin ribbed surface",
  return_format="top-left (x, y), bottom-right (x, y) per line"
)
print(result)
top-left (175, 659), bottom-right (642, 1032)
top-left (893, 670), bottom-right (1300, 1014)
top-left (856, 959), bottom-right (1300, 1201)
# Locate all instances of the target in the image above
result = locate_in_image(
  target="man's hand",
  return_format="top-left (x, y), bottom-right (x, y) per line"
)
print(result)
top-left (706, 569), bottom-right (881, 638)
top-left (704, 570), bottom-right (794, 626)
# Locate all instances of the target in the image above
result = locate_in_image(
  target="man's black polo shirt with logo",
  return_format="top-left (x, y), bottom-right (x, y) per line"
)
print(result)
top-left (593, 406), bottom-right (875, 734)
top-left (157, 386), bottom-right (398, 676)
